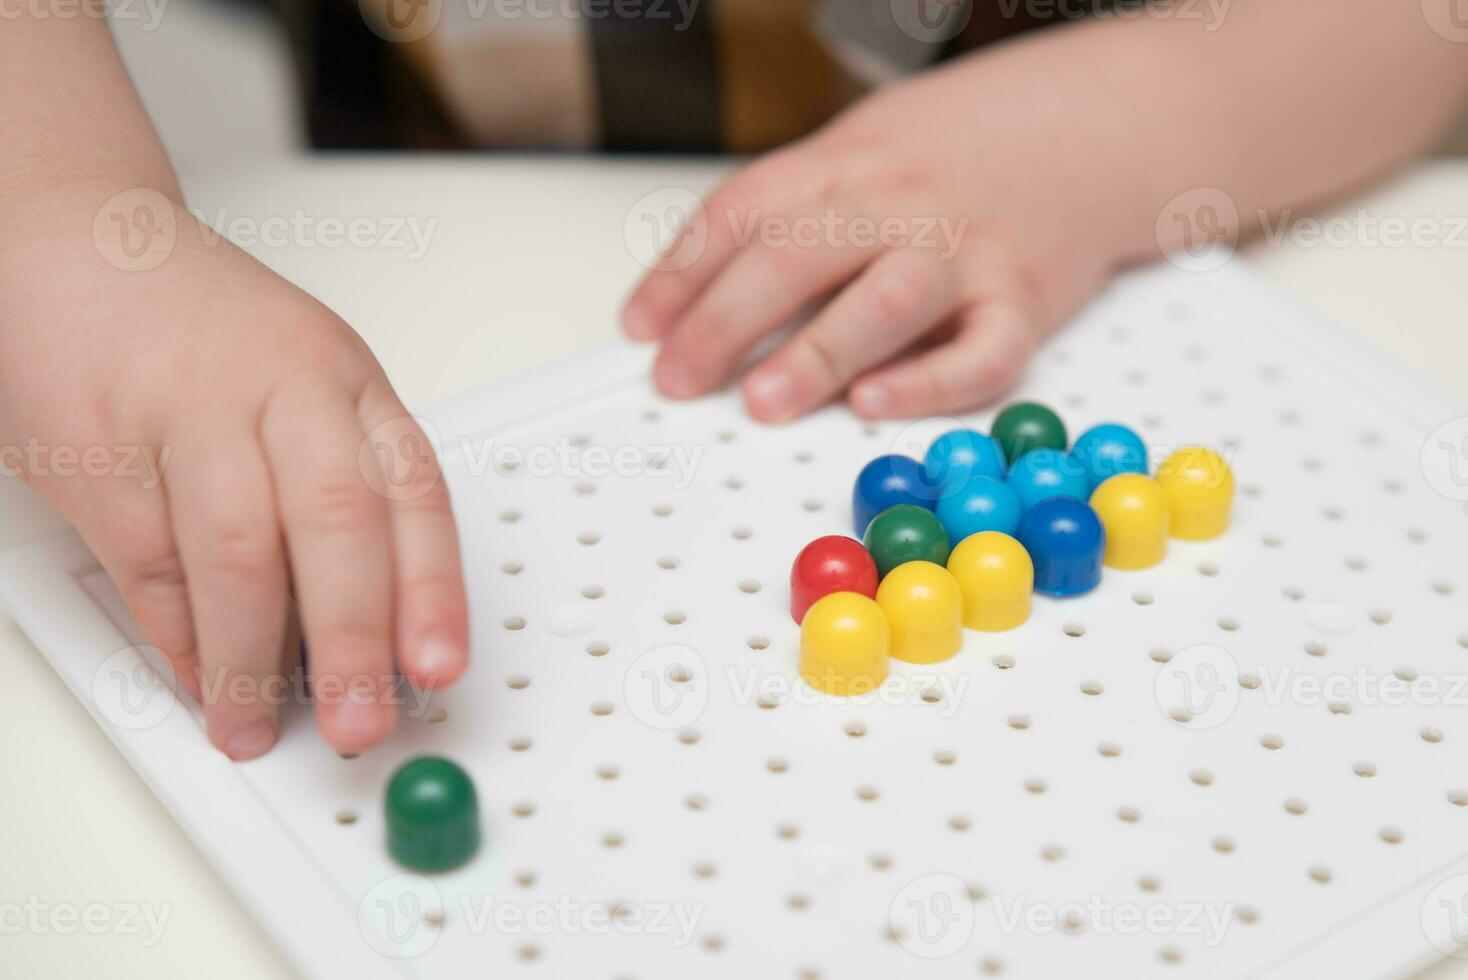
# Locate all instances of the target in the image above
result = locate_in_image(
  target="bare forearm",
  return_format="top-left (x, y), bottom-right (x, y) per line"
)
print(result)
top-left (0, 4), bottom-right (179, 229)
top-left (951, 0), bottom-right (1468, 264)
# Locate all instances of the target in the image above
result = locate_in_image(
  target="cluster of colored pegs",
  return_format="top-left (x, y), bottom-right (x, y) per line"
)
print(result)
top-left (792, 401), bottom-right (1234, 697)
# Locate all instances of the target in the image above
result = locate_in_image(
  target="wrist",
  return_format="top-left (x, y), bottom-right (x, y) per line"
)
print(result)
top-left (0, 176), bottom-right (188, 272)
top-left (945, 23), bottom-right (1188, 273)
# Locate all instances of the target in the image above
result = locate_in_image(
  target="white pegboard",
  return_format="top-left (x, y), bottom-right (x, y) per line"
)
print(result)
top-left (2, 264), bottom-right (1467, 980)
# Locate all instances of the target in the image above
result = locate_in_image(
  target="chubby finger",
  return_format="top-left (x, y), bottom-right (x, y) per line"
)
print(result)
top-left (167, 430), bottom-right (290, 760)
top-left (622, 154), bottom-right (800, 341)
top-left (740, 248), bottom-right (959, 422)
top-left (263, 378), bottom-right (397, 753)
top-left (73, 478), bottom-right (203, 703)
top-left (356, 380), bottom-right (469, 691)
top-left (847, 299), bottom-right (1033, 418)
top-left (652, 240), bottom-right (873, 399)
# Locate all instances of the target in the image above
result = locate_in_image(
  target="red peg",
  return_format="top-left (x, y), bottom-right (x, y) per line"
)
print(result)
top-left (790, 535), bottom-right (879, 624)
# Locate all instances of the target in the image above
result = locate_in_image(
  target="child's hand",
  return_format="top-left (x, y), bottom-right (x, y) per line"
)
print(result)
top-left (622, 47), bottom-right (1128, 422)
top-left (0, 184), bottom-right (469, 759)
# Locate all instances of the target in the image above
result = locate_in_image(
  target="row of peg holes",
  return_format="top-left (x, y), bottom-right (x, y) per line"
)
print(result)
top-left (394, 732), bottom-right (1458, 891)
top-left (495, 619), bottom-right (1459, 742)
top-left (485, 601), bottom-right (1459, 644)
top-left (500, 555), bottom-right (1458, 653)
top-left (390, 709), bottom-right (1457, 848)
top-left (495, 513), bottom-right (1463, 678)
top-left (508, 483), bottom-right (824, 515)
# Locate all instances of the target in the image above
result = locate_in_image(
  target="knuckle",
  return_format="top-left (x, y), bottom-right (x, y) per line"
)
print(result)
top-left (876, 164), bottom-right (930, 198)
top-left (199, 522), bottom-right (279, 584)
top-left (310, 621), bottom-right (382, 654)
top-left (405, 462), bottom-right (448, 505)
top-left (705, 191), bottom-right (751, 237)
top-left (208, 663), bottom-right (280, 694)
top-left (754, 245), bottom-right (807, 290)
top-left (723, 162), bottom-right (778, 208)
top-left (277, 326), bottom-right (367, 383)
top-left (305, 623), bottom-right (390, 680)
top-left (393, 467), bottom-right (452, 513)
top-left (788, 151), bottom-right (846, 204)
top-left (792, 331), bottom-right (844, 387)
top-left (723, 148), bottom-right (803, 211)
top-left (399, 572), bottom-right (466, 620)
top-left (116, 551), bottom-right (198, 660)
top-left (808, 170), bottom-right (841, 204)
top-left (872, 262), bottom-right (934, 326)
top-left (354, 376), bottom-right (400, 421)
top-left (676, 308), bottom-right (733, 368)
top-left (264, 368), bottom-right (365, 425)
top-left (363, 432), bottom-right (445, 505)
top-left (304, 478), bottom-right (384, 536)
top-left (127, 549), bottom-right (188, 595)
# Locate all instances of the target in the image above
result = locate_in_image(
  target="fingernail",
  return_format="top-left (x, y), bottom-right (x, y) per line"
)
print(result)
top-left (852, 383), bottom-right (890, 417)
top-left (224, 720), bottom-right (277, 761)
top-left (746, 371), bottom-right (794, 418)
top-left (414, 633), bottom-right (465, 687)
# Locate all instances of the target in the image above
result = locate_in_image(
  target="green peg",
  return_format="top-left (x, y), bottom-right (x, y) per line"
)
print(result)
top-left (992, 402), bottom-right (1068, 464)
top-left (386, 756), bottom-right (480, 872)
top-left (863, 504), bottom-right (951, 579)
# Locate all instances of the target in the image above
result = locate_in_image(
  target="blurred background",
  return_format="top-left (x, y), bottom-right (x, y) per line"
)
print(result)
top-left (112, 0), bottom-right (1468, 173)
top-left (111, 0), bottom-right (298, 172)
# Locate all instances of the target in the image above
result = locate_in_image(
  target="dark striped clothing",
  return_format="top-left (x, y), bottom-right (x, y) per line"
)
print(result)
top-left (269, 0), bottom-right (1087, 152)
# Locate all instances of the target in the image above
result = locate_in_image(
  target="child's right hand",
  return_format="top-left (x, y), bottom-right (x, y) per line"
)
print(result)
top-left (621, 43), bottom-right (1123, 423)
top-left (0, 183), bottom-right (469, 760)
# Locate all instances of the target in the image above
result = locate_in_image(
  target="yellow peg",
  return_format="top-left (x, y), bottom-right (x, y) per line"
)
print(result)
top-left (799, 592), bottom-right (891, 696)
top-left (1090, 474), bottom-right (1170, 569)
top-left (1156, 447), bottom-right (1234, 540)
top-left (946, 531), bottom-right (1033, 632)
top-left (875, 561), bottom-right (964, 664)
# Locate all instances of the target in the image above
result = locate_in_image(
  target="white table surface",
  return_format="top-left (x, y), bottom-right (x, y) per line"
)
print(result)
top-left (2, 151), bottom-right (1467, 979)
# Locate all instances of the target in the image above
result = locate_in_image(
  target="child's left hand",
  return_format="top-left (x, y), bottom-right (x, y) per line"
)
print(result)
top-left (621, 44), bottom-right (1132, 422)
